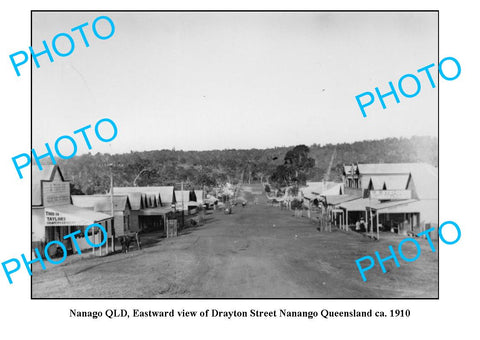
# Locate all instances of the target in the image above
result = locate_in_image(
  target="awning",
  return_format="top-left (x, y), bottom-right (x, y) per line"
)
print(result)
top-left (339, 198), bottom-right (380, 212)
top-left (45, 204), bottom-right (111, 227)
top-left (175, 201), bottom-right (200, 209)
top-left (139, 207), bottom-right (173, 216)
top-left (367, 199), bottom-right (417, 211)
top-left (325, 195), bottom-right (361, 206)
top-left (369, 199), bottom-right (421, 214)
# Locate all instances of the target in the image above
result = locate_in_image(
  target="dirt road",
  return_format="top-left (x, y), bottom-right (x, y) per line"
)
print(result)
top-left (32, 184), bottom-right (438, 298)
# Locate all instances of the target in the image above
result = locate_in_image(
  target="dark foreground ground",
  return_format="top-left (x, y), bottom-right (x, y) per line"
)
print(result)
top-left (32, 184), bottom-right (438, 298)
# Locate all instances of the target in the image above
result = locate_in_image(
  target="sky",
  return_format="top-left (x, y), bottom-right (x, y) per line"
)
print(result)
top-left (32, 11), bottom-right (438, 155)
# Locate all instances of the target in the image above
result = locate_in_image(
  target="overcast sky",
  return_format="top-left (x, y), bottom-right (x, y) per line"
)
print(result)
top-left (32, 11), bottom-right (438, 154)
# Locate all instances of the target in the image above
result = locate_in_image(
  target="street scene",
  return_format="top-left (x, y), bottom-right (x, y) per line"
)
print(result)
top-left (31, 12), bottom-right (438, 299)
top-left (32, 182), bottom-right (438, 299)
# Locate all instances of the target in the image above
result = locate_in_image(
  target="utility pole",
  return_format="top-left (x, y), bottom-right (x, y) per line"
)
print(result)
top-left (181, 181), bottom-right (184, 211)
top-left (109, 163), bottom-right (115, 253)
top-left (181, 181), bottom-right (185, 229)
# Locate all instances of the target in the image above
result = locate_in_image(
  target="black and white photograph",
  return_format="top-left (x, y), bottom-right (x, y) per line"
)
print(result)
top-left (5, 0), bottom-right (480, 338)
top-left (30, 11), bottom-right (439, 299)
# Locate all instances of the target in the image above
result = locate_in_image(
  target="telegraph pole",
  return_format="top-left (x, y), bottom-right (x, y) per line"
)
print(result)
top-left (181, 181), bottom-right (185, 229)
top-left (109, 163), bottom-right (115, 253)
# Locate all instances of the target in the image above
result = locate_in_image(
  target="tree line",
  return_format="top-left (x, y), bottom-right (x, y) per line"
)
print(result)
top-left (54, 135), bottom-right (437, 195)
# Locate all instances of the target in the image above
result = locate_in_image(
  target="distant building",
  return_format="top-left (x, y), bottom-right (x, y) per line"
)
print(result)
top-left (113, 186), bottom-right (177, 233)
top-left (343, 163), bottom-right (414, 196)
top-left (194, 190), bottom-right (204, 205)
top-left (114, 186), bottom-right (176, 207)
top-left (301, 181), bottom-right (344, 207)
top-left (175, 190), bottom-right (198, 212)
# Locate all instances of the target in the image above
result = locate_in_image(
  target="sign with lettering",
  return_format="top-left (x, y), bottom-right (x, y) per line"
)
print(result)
top-left (44, 208), bottom-right (88, 226)
top-left (370, 190), bottom-right (412, 201)
top-left (42, 181), bottom-right (70, 207)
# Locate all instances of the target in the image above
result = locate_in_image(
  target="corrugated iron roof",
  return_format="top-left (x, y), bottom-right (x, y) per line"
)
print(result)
top-left (339, 198), bottom-right (380, 211)
top-left (368, 199), bottom-right (418, 210)
top-left (325, 195), bottom-right (361, 206)
top-left (407, 163), bottom-right (438, 200)
top-left (384, 175), bottom-right (410, 190)
top-left (114, 186), bottom-right (176, 206)
top-left (372, 200), bottom-right (426, 214)
top-left (194, 190), bottom-right (204, 204)
top-left (302, 182), bottom-right (343, 198)
top-left (358, 163), bottom-right (419, 175)
top-left (94, 195), bottom-right (131, 212)
top-left (154, 186), bottom-right (176, 205)
top-left (116, 192), bottom-right (144, 210)
top-left (366, 175), bottom-right (409, 190)
top-left (71, 195), bottom-right (103, 209)
top-left (174, 190), bottom-right (196, 206)
top-left (71, 195), bottom-right (131, 212)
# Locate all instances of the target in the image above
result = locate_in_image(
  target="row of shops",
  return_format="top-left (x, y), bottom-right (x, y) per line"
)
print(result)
top-left (327, 162), bottom-right (438, 237)
top-left (293, 162), bottom-right (438, 238)
top-left (32, 165), bottom-right (205, 258)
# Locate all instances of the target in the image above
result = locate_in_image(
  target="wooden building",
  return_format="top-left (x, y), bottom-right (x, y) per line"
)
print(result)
top-left (113, 186), bottom-right (176, 233)
top-left (71, 195), bottom-right (132, 236)
top-left (175, 190), bottom-right (198, 213)
top-left (339, 163), bottom-right (438, 238)
top-left (32, 165), bottom-right (113, 257)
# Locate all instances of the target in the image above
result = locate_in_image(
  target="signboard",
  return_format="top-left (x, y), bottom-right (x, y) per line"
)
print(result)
top-left (370, 190), bottom-right (412, 201)
top-left (45, 208), bottom-right (88, 226)
top-left (42, 181), bottom-right (70, 207)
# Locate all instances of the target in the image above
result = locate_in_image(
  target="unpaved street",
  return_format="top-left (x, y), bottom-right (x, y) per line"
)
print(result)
top-left (33, 184), bottom-right (438, 298)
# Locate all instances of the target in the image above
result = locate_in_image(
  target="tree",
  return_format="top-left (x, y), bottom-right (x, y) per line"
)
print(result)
top-left (264, 183), bottom-right (271, 193)
top-left (284, 145), bottom-right (315, 181)
top-left (270, 145), bottom-right (315, 188)
top-left (270, 164), bottom-right (295, 188)
top-left (196, 172), bottom-right (217, 187)
top-left (70, 183), bottom-right (84, 195)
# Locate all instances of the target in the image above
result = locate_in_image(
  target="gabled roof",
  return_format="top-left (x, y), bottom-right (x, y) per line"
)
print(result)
top-left (302, 181), bottom-right (343, 198)
top-left (383, 175), bottom-right (410, 190)
top-left (407, 163), bottom-right (438, 200)
top-left (71, 195), bottom-right (131, 212)
top-left (71, 195), bottom-right (103, 209)
top-left (358, 163), bottom-right (421, 175)
top-left (154, 186), bottom-right (176, 205)
top-left (116, 192), bottom-right (144, 210)
top-left (143, 193), bottom-right (157, 208)
top-left (113, 186), bottom-right (176, 206)
top-left (113, 187), bottom-right (156, 208)
top-left (363, 173), bottom-right (411, 190)
top-left (32, 165), bottom-right (68, 206)
top-left (323, 183), bottom-right (344, 195)
top-left (94, 195), bottom-right (131, 212)
top-left (368, 177), bottom-right (385, 190)
top-left (343, 164), bottom-right (358, 176)
top-left (194, 190), bottom-right (204, 204)
top-left (175, 190), bottom-right (196, 205)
